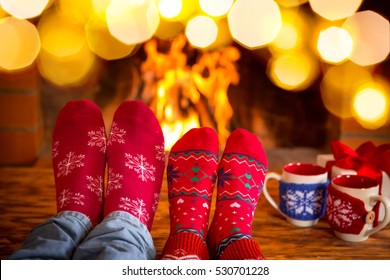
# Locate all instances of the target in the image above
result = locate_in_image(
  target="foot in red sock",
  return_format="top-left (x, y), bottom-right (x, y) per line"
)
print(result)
top-left (207, 128), bottom-right (268, 259)
top-left (161, 127), bottom-right (218, 260)
top-left (104, 100), bottom-right (165, 231)
top-left (52, 100), bottom-right (107, 226)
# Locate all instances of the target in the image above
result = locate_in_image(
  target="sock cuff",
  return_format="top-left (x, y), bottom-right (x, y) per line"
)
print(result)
top-left (160, 232), bottom-right (209, 260)
top-left (219, 238), bottom-right (265, 260)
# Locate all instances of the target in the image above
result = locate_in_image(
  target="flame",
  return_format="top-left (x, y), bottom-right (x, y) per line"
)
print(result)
top-left (141, 35), bottom-right (240, 150)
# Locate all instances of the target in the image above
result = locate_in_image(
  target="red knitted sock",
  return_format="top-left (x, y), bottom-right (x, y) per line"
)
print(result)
top-left (161, 127), bottom-right (218, 260)
top-left (52, 100), bottom-right (107, 226)
top-left (104, 100), bottom-right (165, 231)
top-left (207, 128), bottom-right (268, 259)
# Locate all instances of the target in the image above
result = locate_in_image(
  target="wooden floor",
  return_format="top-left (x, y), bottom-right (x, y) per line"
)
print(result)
top-left (1, 148), bottom-right (389, 260)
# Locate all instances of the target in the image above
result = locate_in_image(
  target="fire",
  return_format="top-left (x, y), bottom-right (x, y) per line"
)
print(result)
top-left (141, 34), bottom-right (240, 150)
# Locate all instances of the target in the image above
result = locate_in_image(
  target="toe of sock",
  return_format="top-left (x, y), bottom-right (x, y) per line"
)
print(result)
top-left (171, 127), bottom-right (218, 154)
top-left (223, 128), bottom-right (267, 166)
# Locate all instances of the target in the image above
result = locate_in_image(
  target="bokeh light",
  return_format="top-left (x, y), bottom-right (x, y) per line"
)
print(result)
top-left (38, 46), bottom-right (96, 87)
top-left (317, 26), bottom-right (353, 64)
top-left (352, 82), bottom-right (389, 129)
top-left (275, 0), bottom-right (308, 8)
top-left (309, 0), bottom-right (363, 21)
top-left (0, 4), bottom-right (8, 19)
top-left (38, 10), bottom-right (85, 57)
top-left (185, 15), bottom-right (218, 49)
top-left (320, 62), bottom-right (372, 118)
top-left (267, 51), bottom-right (319, 91)
top-left (199, 0), bottom-right (234, 18)
top-left (154, 17), bottom-right (184, 40)
top-left (228, 0), bottom-right (282, 49)
top-left (343, 10), bottom-right (390, 66)
top-left (86, 13), bottom-right (137, 60)
top-left (0, 17), bottom-right (40, 71)
top-left (158, 0), bottom-right (182, 19)
top-left (272, 23), bottom-right (299, 52)
top-left (57, 0), bottom-right (94, 24)
top-left (37, 10), bottom-right (95, 86)
top-left (0, 0), bottom-right (49, 19)
top-left (106, 0), bottom-right (160, 45)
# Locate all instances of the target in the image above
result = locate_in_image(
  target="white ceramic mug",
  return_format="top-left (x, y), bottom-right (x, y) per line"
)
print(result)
top-left (263, 162), bottom-right (329, 227)
top-left (327, 174), bottom-right (390, 242)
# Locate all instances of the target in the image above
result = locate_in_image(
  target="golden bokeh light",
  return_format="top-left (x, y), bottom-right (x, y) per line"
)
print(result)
top-left (91, 0), bottom-right (112, 18)
top-left (199, 0), bottom-right (234, 18)
top-left (309, 0), bottom-right (362, 21)
top-left (158, 0), bottom-right (182, 19)
top-left (275, 0), bottom-right (308, 8)
top-left (272, 22), bottom-right (299, 52)
top-left (343, 10), bottom-right (390, 66)
top-left (228, 0), bottom-right (282, 49)
top-left (57, 0), bottom-right (94, 24)
top-left (0, 17), bottom-right (40, 71)
top-left (106, 0), bottom-right (160, 45)
top-left (159, 0), bottom-right (199, 23)
top-left (206, 18), bottom-right (233, 50)
top-left (352, 83), bottom-right (389, 129)
top-left (0, 4), bottom-right (8, 19)
top-left (154, 17), bottom-right (184, 40)
top-left (38, 10), bottom-right (85, 57)
top-left (317, 26), bottom-right (353, 64)
top-left (0, 0), bottom-right (49, 19)
top-left (320, 62), bottom-right (372, 118)
top-left (38, 45), bottom-right (96, 87)
top-left (185, 15), bottom-right (218, 49)
top-left (267, 51), bottom-right (319, 91)
top-left (85, 13), bottom-right (137, 60)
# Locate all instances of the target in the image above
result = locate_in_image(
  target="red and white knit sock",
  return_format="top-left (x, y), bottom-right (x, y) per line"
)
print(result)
top-left (207, 128), bottom-right (268, 260)
top-left (52, 100), bottom-right (107, 226)
top-left (104, 100), bottom-right (165, 231)
top-left (161, 127), bottom-right (218, 260)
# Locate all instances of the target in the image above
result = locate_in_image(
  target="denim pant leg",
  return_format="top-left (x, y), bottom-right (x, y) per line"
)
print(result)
top-left (72, 211), bottom-right (156, 260)
top-left (8, 211), bottom-right (92, 260)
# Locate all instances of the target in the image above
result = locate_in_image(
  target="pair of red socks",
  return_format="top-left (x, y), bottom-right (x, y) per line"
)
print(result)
top-left (52, 100), bottom-right (165, 230)
top-left (161, 127), bottom-right (268, 260)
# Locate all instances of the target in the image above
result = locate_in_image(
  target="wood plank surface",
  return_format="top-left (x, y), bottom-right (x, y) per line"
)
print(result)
top-left (1, 148), bottom-right (389, 260)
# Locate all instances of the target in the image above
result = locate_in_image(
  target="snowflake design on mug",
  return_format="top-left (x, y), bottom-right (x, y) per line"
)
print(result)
top-left (327, 192), bottom-right (361, 228)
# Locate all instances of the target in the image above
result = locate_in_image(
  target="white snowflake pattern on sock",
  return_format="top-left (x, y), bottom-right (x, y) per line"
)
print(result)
top-left (86, 175), bottom-right (103, 201)
top-left (107, 122), bottom-right (126, 145)
top-left (52, 141), bottom-right (59, 158)
top-left (107, 168), bottom-right (123, 196)
top-left (124, 153), bottom-right (156, 182)
top-left (57, 152), bottom-right (85, 177)
top-left (58, 189), bottom-right (86, 208)
top-left (88, 127), bottom-right (107, 152)
top-left (152, 192), bottom-right (160, 212)
top-left (119, 197), bottom-right (150, 225)
top-left (155, 144), bottom-right (165, 161)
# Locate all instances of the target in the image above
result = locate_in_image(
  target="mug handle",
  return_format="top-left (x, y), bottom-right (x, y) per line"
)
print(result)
top-left (263, 172), bottom-right (287, 218)
top-left (366, 195), bottom-right (390, 237)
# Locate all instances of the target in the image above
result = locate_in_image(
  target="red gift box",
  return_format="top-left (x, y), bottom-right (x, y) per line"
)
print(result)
top-left (317, 140), bottom-right (390, 223)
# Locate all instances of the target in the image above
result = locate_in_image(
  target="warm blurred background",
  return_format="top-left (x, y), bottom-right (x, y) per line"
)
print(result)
top-left (0, 0), bottom-right (389, 166)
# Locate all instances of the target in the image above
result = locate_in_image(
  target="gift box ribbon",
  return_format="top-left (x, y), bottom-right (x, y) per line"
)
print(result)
top-left (327, 140), bottom-right (390, 185)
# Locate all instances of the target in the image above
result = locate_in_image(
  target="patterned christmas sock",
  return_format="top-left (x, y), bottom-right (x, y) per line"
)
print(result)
top-left (161, 127), bottom-right (218, 260)
top-left (104, 100), bottom-right (165, 231)
top-left (52, 100), bottom-right (107, 226)
top-left (207, 128), bottom-right (268, 259)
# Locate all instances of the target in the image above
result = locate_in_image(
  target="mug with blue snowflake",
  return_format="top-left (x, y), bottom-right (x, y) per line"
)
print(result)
top-left (263, 162), bottom-right (329, 227)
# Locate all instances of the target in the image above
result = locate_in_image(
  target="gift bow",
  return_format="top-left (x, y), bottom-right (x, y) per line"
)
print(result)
top-left (327, 140), bottom-right (390, 186)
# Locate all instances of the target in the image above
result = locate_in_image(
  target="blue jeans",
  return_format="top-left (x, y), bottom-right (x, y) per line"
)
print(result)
top-left (8, 211), bottom-right (156, 260)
